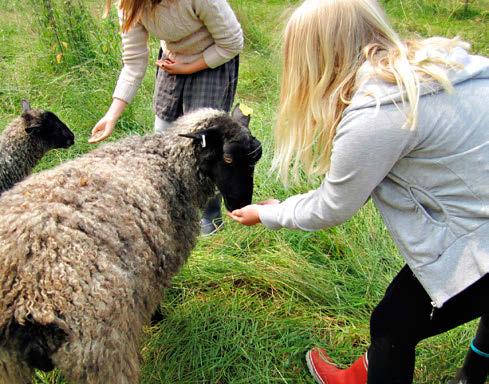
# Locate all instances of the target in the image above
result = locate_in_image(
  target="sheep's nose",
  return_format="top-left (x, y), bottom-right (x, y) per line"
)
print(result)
top-left (64, 137), bottom-right (75, 148)
top-left (224, 196), bottom-right (251, 211)
top-left (66, 132), bottom-right (75, 146)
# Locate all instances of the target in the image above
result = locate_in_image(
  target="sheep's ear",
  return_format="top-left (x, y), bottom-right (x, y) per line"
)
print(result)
top-left (179, 132), bottom-right (207, 148)
top-left (25, 125), bottom-right (42, 135)
top-left (231, 104), bottom-right (251, 129)
top-left (179, 132), bottom-right (201, 140)
top-left (21, 99), bottom-right (31, 114)
top-left (179, 127), bottom-right (221, 149)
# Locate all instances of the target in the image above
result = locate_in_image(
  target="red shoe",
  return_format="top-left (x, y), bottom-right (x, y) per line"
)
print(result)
top-left (306, 348), bottom-right (368, 384)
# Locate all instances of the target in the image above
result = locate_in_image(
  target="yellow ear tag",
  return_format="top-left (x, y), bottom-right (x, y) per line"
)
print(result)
top-left (240, 104), bottom-right (253, 117)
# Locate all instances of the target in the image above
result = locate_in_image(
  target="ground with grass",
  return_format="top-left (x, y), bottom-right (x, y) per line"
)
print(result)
top-left (0, 0), bottom-right (488, 382)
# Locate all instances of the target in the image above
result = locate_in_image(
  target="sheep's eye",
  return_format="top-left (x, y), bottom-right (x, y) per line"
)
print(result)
top-left (223, 154), bottom-right (233, 164)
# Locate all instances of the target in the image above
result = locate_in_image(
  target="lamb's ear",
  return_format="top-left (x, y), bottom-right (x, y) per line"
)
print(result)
top-left (25, 125), bottom-right (42, 135)
top-left (179, 127), bottom-right (221, 149)
top-left (21, 99), bottom-right (31, 114)
top-left (231, 104), bottom-right (251, 129)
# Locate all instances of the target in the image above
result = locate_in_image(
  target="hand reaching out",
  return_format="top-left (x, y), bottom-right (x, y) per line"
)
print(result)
top-left (88, 115), bottom-right (117, 143)
top-left (227, 199), bottom-right (280, 226)
top-left (88, 98), bottom-right (127, 144)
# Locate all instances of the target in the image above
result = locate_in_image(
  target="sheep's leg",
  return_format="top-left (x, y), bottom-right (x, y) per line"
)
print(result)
top-left (54, 328), bottom-right (141, 384)
top-left (57, 347), bottom-right (140, 384)
top-left (82, 354), bottom-right (140, 384)
top-left (0, 350), bottom-right (34, 384)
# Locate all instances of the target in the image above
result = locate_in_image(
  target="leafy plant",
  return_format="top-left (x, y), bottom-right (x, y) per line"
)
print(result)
top-left (29, 0), bottom-right (120, 69)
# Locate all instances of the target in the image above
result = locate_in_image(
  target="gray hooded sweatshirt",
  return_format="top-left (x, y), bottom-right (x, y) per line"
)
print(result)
top-left (259, 47), bottom-right (489, 307)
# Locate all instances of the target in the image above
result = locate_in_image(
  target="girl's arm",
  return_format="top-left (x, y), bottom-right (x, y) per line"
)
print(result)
top-left (156, 57), bottom-right (209, 75)
top-left (90, 10), bottom-right (149, 143)
top-left (194, 0), bottom-right (244, 68)
top-left (232, 107), bottom-right (417, 230)
top-left (112, 10), bottom-right (150, 104)
top-left (158, 0), bottom-right (242, 75)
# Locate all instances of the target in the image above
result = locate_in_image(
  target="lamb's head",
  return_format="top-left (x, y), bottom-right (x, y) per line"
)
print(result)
top-left (21, 100), bottom-right (75, 149)
top-left (179, 106), bottom-right (262, 211)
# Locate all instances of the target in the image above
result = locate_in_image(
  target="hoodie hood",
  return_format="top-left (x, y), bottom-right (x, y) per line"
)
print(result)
top-left (345, 45), bottom-right (489, 115)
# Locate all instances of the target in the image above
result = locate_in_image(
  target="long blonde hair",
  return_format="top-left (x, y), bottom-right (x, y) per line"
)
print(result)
top-left (104, 0), bottom-right (162, 32)
top-left (274, 0), bottom-right (468, 184)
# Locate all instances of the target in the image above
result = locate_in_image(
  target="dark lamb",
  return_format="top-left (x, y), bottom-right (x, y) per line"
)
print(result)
top-left (0, 100), bottom-right (74, 194)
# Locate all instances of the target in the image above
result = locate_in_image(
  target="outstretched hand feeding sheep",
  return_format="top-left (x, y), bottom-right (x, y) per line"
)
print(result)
top-left (0, 106), bottom-right (261, 384)
top-left (0, 100), bottom-right (74, 194)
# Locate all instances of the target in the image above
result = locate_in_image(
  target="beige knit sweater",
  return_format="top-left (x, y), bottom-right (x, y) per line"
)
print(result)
top-left (113, 0), bottom-right (244, 103)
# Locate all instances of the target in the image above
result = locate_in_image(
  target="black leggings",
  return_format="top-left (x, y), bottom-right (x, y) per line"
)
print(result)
top-left (368, 265), bottom-right (489, 383)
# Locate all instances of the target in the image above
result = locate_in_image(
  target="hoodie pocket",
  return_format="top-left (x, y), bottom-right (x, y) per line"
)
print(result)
top-left (409, 186), bottom-right (448, 226)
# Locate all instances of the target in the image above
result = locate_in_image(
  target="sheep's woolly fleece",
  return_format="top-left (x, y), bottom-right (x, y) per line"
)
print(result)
top-left (0, 109), bottom-right (229, 382)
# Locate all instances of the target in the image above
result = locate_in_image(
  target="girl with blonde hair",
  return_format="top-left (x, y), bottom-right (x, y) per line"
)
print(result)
top-left (229, 0), bottom-right (489, 382)
top-left (90, 0), bottom-right (243, 234)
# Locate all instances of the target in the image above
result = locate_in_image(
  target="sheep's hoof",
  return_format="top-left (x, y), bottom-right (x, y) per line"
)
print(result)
top-left (150, 307), bottom-right (165, 325)
top-left (200, 217), bottom-right (224, 236)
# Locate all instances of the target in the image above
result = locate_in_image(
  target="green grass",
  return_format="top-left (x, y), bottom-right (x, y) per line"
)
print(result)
top-left (0, 0), bottom-right (488, 382)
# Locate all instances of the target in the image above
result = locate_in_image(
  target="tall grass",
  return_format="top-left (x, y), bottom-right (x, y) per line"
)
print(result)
top-left (0, 0), bottom-right (488, 382)
top-left (30, 0), bottom-right (121, 69)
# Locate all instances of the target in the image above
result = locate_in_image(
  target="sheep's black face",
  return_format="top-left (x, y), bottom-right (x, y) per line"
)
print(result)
top-left (22, 100), bottom-right (75, 149)
top-left (180, 106), bottom-right (262, 212)
top-left (36, 111), bottom-right (75, 149)
top-left (210, 134), bottom-right (262, 211)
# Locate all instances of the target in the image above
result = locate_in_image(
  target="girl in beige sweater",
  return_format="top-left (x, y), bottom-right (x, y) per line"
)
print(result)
top-left (90, 0), bottom-right (243, 234)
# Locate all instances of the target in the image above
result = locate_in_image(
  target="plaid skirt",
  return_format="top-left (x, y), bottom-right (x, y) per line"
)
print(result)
top-left (153, 49), bottom-right (239, 122)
